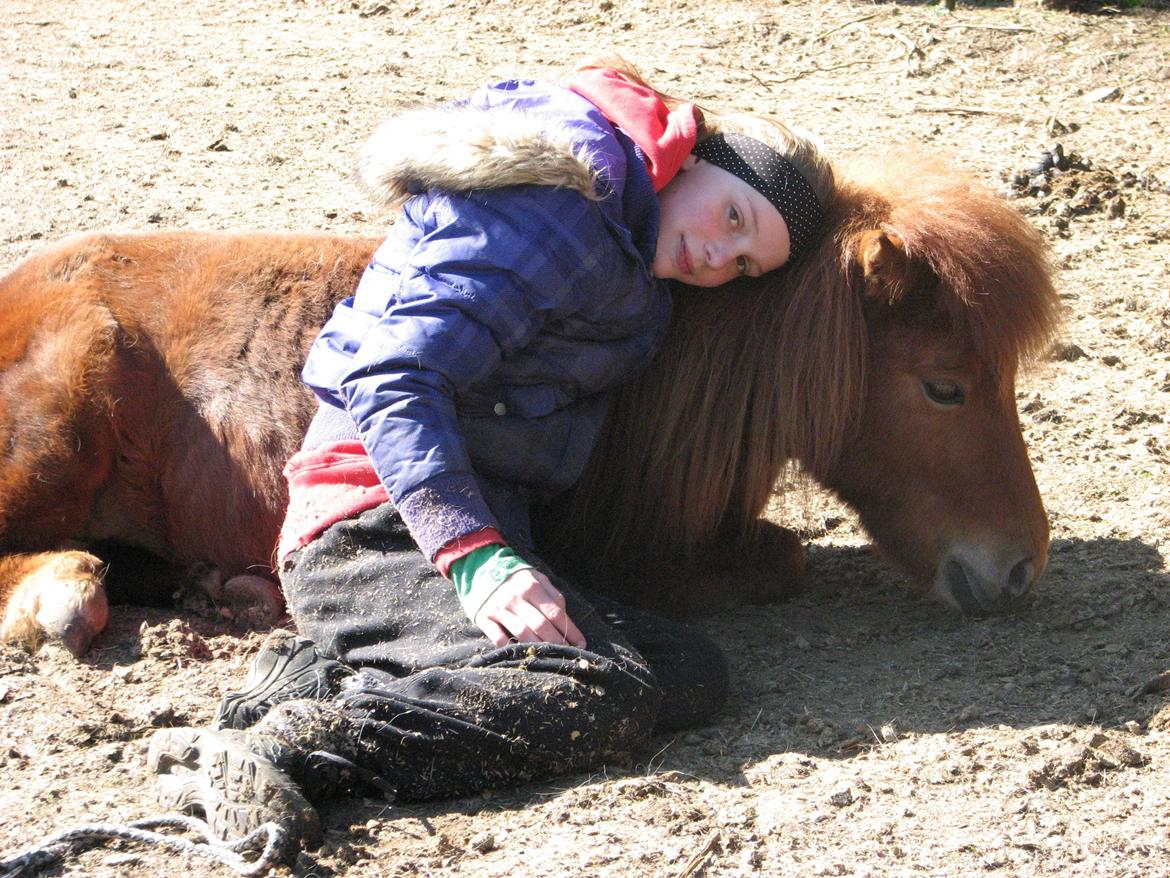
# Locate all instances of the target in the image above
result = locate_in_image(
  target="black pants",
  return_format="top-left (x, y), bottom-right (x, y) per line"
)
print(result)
top-left (280, 503), bottom-right (728, 801)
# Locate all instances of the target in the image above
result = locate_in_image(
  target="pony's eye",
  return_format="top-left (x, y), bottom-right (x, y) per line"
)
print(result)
top-left (736, 255), bottom-right (748, 275)
top-left (922, 380), bottom-right (965, 406)
top-left (729, 205), bottom-right (741, 227)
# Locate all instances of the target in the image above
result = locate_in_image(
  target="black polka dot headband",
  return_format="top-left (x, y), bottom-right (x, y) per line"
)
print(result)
top-left (691, 132), bottom-right (825, 265)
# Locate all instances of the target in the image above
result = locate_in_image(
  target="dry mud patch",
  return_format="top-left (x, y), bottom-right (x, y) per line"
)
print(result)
top-left (2, 1), bottom-right (1170, 876)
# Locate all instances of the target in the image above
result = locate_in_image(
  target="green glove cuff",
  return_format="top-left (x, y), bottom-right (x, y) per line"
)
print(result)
top-left (449, 544), bottom-right (535, 621)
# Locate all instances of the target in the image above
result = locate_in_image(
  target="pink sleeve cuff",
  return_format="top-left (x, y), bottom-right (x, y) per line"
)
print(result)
top-left (433, 527), bottom-right (507, 578)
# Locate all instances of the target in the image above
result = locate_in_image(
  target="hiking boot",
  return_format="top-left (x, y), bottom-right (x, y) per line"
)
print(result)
top-left (148, 726), bottom-right (323, 849)
top-left (214, 629), bottom-right (350, 731)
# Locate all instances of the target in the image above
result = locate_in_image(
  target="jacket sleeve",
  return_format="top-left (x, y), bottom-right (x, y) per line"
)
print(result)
top-left (305, 185), bottom-right (613, 559)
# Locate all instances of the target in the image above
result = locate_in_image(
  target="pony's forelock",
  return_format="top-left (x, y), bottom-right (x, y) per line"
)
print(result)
top-left (844, 153), bottom-right (1061, 376)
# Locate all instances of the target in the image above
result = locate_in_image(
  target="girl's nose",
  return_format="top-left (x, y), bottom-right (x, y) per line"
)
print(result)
top-left (705, 239), bottom-right (734, 270)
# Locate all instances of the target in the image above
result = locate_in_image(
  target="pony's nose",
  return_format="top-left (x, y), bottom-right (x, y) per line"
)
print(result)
top-left (941, 548), bottom-right (1040, 616)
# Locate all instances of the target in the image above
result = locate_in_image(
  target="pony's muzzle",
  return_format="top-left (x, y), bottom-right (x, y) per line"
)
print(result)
top-left (939, 546), bottom-right (1041, 616)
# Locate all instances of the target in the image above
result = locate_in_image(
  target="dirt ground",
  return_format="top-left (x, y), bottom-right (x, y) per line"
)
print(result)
top-left (2, 0), bottom-right (1169, 875)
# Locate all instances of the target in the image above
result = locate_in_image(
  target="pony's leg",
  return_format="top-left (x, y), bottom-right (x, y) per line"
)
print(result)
top-left (730, 520), bottom-right (807, 604)
top-left (634, 523), bottom-right (806, 615)
top-left (0, 550), bottom-right (109, 657)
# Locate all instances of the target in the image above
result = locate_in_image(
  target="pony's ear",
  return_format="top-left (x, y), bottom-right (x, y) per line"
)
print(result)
top-left (858, 226), bottom-right (908, 304)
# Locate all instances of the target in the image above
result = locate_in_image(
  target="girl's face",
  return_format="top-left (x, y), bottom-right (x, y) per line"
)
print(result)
top-left (652, 155), bottom-right (792, 288)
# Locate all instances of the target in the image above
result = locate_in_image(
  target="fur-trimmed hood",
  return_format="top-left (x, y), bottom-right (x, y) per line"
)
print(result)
top-left (354, 79), bottom-right (660, 209)
top-left (356, 101), bottom-right (607, 207)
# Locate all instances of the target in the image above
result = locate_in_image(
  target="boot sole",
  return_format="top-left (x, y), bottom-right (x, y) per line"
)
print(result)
top-left (148, 727), bottom-right (323, 849)
top-left (214, 630), bottom-right (345, 731)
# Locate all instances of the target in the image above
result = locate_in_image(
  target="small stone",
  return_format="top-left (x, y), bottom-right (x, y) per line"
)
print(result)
top-left (1030, 152), bottom-right (1054, 175)
top-left (1069, 190), bottom-right (1097, 212)
top-left (140, 701), bottom-right (179, 727)
top-left (1108, 197), bottom-right (1126, 219)
top-left (1051, 342), bottom-right (1086, 362)
top-left (1028, 174), bottom-right (1050, 194)
top-left (829, 788), bottom-right (854, 807)
top-left (104, 854), bottom-right (141, 867)
top-left (470, 832), bottom-right (497, 854)
top-left (1082, 85), bottom-right (1121, 103)
top-left (1050, 142), bottom-right (1069, 171)
top-left (101, 742), bottom-right (125, 763)
top-left (111, 665), bottom-right (137, 683)
top-left (956, 704), bottom-right (981, 722)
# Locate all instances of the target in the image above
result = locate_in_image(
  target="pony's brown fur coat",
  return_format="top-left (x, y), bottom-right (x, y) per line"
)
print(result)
top-left (0, 154), bottom-right (1060, 650)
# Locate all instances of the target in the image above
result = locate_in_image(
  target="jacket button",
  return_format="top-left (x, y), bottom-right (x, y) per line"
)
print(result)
top-left (493, 402), bottom-right (507, 416)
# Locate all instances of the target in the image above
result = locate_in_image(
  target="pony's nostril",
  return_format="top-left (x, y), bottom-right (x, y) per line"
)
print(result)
top-left (945, 559), bottom-right (984, 615)
top-left (1007, 557), bottom-right (1034, 598)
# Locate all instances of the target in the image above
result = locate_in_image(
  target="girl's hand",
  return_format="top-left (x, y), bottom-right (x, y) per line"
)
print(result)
top-left (474, 568), bottom-right (586, 648)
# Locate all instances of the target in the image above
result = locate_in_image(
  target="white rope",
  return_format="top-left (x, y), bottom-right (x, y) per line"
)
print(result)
top-left (0, 814), bottom-right (288, 878)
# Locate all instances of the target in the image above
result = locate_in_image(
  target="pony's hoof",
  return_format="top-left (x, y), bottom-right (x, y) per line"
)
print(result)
top-left (220, 575), bottom-right (285, 629)
top-left (175, 566), bottom-right (285, 629)
top-left (0, 550), bottom-right (109, 656)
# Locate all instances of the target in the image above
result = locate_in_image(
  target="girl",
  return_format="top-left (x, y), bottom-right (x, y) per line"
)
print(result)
top-left (149, 58), bottom-right (834, 849)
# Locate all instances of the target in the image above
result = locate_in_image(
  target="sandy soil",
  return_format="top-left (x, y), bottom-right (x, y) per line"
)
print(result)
top-left (1, 1), bottom-right (1169, 876)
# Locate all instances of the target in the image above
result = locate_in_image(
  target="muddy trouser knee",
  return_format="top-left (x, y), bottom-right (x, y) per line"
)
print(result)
top-left (277, 502), bottom-right (729, 801)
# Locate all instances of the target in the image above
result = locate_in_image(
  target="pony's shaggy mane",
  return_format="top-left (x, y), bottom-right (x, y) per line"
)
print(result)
top-left (554, 153), bottom-right (1060, 570)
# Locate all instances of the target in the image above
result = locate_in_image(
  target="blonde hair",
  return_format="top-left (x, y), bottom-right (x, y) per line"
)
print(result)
top-left (702, 113), bottom-right (835, 211)
top-left (567, 55), bottom-right (835, 211)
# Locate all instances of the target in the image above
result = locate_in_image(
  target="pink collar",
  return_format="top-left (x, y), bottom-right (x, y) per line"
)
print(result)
top-left (566, 67), bottom-right (698, 193)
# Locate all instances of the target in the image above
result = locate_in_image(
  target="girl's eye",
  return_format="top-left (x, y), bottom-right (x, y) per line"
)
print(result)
top-left (729, 205), bottom-right (741, 227)
top-left (736, 255), bottom-right (748, 275)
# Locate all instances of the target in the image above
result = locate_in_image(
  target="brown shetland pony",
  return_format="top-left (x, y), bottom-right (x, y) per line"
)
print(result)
top-left (0, 155), bottom-right (1059, 657)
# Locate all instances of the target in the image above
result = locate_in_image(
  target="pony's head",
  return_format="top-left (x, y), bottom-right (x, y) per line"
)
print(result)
top-left (815, 153), bottom-right (1060, 613)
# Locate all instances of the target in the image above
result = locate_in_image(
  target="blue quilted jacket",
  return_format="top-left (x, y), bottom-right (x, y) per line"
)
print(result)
top-left (300, 79), bottom-right (672, 559)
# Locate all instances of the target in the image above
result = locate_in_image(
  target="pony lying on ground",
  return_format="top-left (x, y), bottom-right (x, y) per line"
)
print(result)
top-left (0, 154), bottom-right (1059, 657)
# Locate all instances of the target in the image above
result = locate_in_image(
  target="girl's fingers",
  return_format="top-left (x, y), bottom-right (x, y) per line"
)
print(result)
top-left (527, 576), bottom-right (586, 647)
top-left (494, 607), bottom-right (542, 645)
top-left (476, 614), bottom-right (512, 648)
top-left (515, 599), bottom-right (572, 645)
top-left (476, 570), bottom-right (588, 647)
top-left (514, 574), bottom-right (586, 647)
top-left (531, 597), bottom-right (585, 647)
